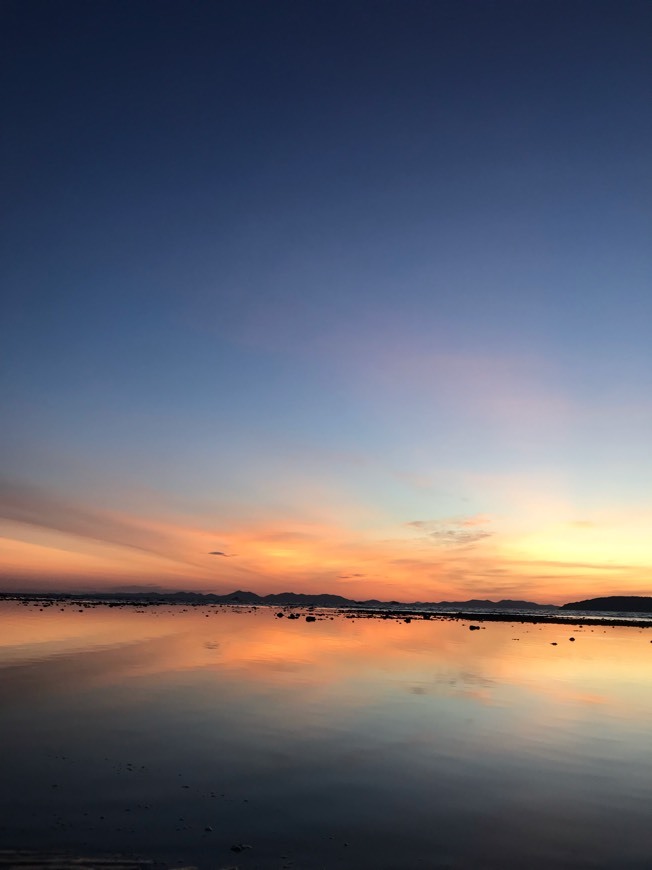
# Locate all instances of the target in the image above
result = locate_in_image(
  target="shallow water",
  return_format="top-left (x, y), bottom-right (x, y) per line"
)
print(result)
top-left (2, 602), bottom-right (652, 869)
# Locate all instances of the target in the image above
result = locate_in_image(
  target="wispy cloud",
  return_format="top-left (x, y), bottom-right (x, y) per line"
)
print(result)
top-left (0, 478), bottom-right (172, 556)
top-left (0, 477), bottom-right (215, 573)
top-left (3, 474), bottom-right (652, 605)
top-left (407, 515), bottom-right (493, 548)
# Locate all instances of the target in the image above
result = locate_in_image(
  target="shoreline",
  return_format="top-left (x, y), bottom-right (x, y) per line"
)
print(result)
top-left (339, 607), bottom-right (652, 629)
top-left (2, 594), bottom-right (652, 629)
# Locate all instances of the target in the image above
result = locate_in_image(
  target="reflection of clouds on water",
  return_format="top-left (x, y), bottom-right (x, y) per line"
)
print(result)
top-left (2, 602), bottom-right (652, 870)
top-left (447, 670), bottom-right (497, 691)
top-left (0, 631), bottom-right (185, 703)
top-left (2, 602), bottom-right (651, 726)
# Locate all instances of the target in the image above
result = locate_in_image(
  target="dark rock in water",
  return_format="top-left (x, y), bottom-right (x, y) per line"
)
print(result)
top-left (276, 612), bottom-right (284, 617)
top-left (230, 844), bottom-right (252, 853)
top-left (305, 615), bottom-right (316, 622)
top-left (551, 642), bottom-right (558, 645)
top-left (404, 617), bottom-right (411, 623)
top-left (288, 613), bottom-right (298, 620)
top-left (569, 637), bottom-right (575, 641)
top-left (204, 825), bottom-right (213, 832)
top-left (469, 625), bottom-right (480, 631)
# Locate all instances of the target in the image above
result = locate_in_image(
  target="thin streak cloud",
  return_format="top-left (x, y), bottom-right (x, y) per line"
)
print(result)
top-left (0, 477), bottom-right (193, 567)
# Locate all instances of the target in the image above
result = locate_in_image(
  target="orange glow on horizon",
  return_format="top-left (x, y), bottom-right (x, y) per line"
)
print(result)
top-left (2, 486), bottom-right (652, 604)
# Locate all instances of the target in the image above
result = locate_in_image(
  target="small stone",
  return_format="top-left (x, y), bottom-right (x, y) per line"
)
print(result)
top-left (231, 843), bottom-right (252, 853)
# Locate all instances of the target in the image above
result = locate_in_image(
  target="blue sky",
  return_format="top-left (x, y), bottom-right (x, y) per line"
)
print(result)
top-left (1, 0), bottom-right (651, 601)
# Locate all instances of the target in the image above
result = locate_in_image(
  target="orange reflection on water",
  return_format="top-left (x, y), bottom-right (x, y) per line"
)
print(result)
top-left (3, 603), bottom-right (652, 870)
top-left (3, 603), bottom-right (652, 718)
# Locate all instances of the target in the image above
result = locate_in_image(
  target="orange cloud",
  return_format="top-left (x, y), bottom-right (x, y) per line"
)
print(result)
top-left (2, 473), bottom-right (652, 604)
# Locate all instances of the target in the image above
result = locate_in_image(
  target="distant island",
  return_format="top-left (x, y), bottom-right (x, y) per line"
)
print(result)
top-left (562, 596), bottom-right (652, 613)
top-left (0, 588), bottom-right (556, 611)
top-left (3, 589), bottom-right (651, 613)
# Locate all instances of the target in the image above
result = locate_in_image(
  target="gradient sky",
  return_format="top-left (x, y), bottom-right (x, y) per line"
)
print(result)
top-left (1, 0), bottom-right (651, 603)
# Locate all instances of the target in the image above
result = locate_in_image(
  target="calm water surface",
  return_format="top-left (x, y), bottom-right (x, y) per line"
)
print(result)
top-left (2, 602), bottom-right (652, 868)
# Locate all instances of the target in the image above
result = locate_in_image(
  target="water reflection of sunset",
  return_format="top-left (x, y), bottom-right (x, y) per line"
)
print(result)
top-left (5, 605), bottom-right (652, 720)
top-left (3, 604), bottom-right (652, 868)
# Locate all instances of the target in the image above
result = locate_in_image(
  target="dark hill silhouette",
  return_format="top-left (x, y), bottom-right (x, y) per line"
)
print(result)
top-left (0, 588), bottom-right (555, 610)
top-left (562, 595), bottom-right (652, 613)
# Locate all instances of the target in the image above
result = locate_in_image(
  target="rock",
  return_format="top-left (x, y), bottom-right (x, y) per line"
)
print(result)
top-left (569, 637), bottom-right (575, 641)
top-left (469, 625), bottom-right (480, 631)
top-left (305, 615), bottom-right (316, 622)
top-left (551, 642), bottom-right (557, 645)
top-left (230, 844), bottom-right (252, 853)
top-left (276, 612), bottom-right (284, 617)
top-left (204, 825), bottom-right (213, 832)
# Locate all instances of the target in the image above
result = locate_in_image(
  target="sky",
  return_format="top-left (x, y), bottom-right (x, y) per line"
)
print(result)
top-left (1, 0), bottom-right (651, 603)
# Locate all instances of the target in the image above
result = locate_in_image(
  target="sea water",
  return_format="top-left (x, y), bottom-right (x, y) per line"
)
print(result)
top-left (2, 601), bottom-right (652, 869)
